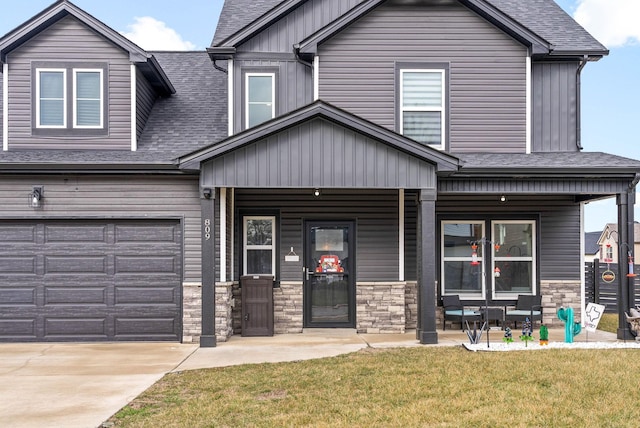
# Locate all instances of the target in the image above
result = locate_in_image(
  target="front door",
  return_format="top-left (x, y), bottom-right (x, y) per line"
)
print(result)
top-left (304, 221), bottom-right (355, 328)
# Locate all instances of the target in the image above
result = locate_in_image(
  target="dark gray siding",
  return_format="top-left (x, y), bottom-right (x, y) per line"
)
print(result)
top-left (203, 117), bottom-right (437, 189)
top-left (136, 68), bottom-right (157, 140)
top-left (234, 59), bottom-right (312, 133)
top-left (318, 2), bottom-right (528, 152)
top-left (435, 195), bottom-right (581, 281)
top-left (234, 189), bottom-right (400, 282)
top-left (532, 62), bottom-right (579, 152)
top-left (0, 70), bottom-right (3, 148)
top-left (6, 15), bottom-right (132, 150)
top-left (0, 175), bottom-right (202, 282)
top-left (237, 0), bottom-right (365, 53)
top-left (404, 190), bottom-right (418, 281)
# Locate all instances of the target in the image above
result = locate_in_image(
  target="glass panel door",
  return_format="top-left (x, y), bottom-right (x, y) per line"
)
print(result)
top-left (304, 221), bottom-right (355, 327)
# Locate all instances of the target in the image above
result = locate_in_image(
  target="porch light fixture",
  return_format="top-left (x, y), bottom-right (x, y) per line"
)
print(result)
top-left (203, 188), bottom-right (212, 199)
top-left (29, 186), bottom-right (43, 209)
top-left (313, 188), bottom-right (321, 197)
top-left (499, 195), bottom-right (507, 203)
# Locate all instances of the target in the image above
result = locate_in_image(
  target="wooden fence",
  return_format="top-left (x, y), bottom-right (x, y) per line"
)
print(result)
top-left (584, 260), bottom-right (640, 313)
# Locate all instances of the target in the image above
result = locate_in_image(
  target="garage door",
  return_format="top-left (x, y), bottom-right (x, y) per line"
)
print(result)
top-left (0, 220), bottom-right (182, 342)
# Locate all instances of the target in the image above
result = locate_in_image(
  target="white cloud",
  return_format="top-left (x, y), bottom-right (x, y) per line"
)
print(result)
top-left (121, 16), bottom-right (196, 50)
top-left (573, 0), bottom-right (640, 47)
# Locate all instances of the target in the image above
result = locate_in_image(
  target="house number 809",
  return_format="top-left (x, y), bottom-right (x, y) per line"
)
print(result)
top-left (204, 219), bottom-right (211, 240)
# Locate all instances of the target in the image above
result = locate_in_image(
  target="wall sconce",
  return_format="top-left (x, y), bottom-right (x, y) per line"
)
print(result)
top-left (313, 188), bottom-right (321, 197)
top-left (29, 186), bottom-right (44, 208)
top-left (202, 188), bottom-right (212, 199)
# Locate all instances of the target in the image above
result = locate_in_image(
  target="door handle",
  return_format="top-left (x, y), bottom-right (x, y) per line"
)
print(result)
top-left (305, 267), bottom-right (314, 281)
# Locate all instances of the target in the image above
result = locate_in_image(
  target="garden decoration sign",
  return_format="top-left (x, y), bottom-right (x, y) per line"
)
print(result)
top-left (584, 302), bottom-right (606, 333)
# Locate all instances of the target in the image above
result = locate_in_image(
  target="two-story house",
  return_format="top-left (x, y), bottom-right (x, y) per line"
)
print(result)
top-left (1, 0), bottom-right (639, 345)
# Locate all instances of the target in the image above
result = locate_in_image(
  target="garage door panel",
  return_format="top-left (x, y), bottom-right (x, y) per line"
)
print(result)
top-left (0, 220), bottom-right (182, 342)
top-left (0, 287), bottom-right (37, 305)
top-left (44, 225), bottom-right (108, 243)
top-left (0, 256), bottom-right (37, 274)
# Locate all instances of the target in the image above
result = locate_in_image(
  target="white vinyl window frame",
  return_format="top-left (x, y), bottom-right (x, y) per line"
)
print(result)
top-left (73, 68), bottom-right (104, 129)
top-left (245, 72), bottom-right (275, 128)
top-left (491, 220), bottom-right (537, 300)
top-left (243, 215), bottom-right (276, 277)
top-left (441, 221), bottom-right (486, 300)
top-left (399, 68), bottom-right (445, 150)
top-left (36, 68), bottom-right (67, 129)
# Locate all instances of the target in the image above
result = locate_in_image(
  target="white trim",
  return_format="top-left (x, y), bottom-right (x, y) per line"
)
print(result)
top-left (35, 68), bottom-right (67, 129)
top-left (399, 68), bottom-right (445, 150)
top-left (130, 64), bottom-right (137, 151)
top-left (525, 53), bottom-right (532, 154)
top-left (220, 188), bottom-right (227, 282)
top-left (228, 59), bottom-right (234, 136)
top-left (399, 189), bottom-right (405, 281)
top-left (73, 68), bottom-right (103, 129)
top-left (3, 63), bottom-right (8, 151)
top-left (243, 215), bottom-right (276, 277)
top-left (245, 72), bottom-right (275, 128)
top-left (313, 55), bottom-right (319, 101)
top-left (580, 203), bottom-right (586, 325)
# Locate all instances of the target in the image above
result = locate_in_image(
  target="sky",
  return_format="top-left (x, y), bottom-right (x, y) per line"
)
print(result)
top-left (1, 0), bottom-right (638, 232)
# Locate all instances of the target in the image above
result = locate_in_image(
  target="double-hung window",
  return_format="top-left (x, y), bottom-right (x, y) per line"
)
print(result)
top-left (400, 68), bottom-right (445, 149)
top-left (34, 63), bottom-right (105, 132)
top-left (245, 73), bottom-right (275, 128)
top-left (243, 216), bottom-right (276, 276)
top-left (441, 220), bottom-right (536, 300)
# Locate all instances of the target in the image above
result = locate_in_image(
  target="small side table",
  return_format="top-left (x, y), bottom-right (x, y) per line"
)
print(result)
top-left (481, 307), bottom-right (504, 329)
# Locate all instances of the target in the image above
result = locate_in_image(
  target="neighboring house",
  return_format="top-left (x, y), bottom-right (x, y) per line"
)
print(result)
top-left (1, 0), bottom-right (639, 345)
top-left (596, 223), bottom-right (640, 264)
top-left (584, 231), bottom-right (601, 263)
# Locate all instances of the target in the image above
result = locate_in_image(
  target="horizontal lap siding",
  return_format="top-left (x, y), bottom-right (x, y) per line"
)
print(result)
top-left (6, 16), bottom-right (132, 150)
top-left (136, 69), bottom-right (157, 140)
top-left (235, 189), bottom-right (399, 282)
top-left (0, 175), bottom-right (201, 282)
top-left (318, 2), bottom-right (527, 152)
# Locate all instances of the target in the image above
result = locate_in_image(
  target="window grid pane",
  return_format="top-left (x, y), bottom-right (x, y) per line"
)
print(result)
top-left (244, 216), bottom-right (276, 276)
top-left (75, 70), bottom-right (102, 127)
top-left (39, 71), bottom-right (65, 127)
top-left (401, 69), bottom-right (444, 146)
top-left (247, 74), bottom-right (274, 128)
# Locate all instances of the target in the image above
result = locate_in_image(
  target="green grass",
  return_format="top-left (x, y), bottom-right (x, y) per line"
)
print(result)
top-left (598, 313), bottom-right (618, 333)
top-left (111, 341), bottom-right (640, 427)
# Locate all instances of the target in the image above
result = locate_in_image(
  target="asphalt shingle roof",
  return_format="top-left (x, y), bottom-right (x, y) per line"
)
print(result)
top-left (211, 0), bottom-right (607, 53)
top-left (454, 152), bottom-right (640, 172)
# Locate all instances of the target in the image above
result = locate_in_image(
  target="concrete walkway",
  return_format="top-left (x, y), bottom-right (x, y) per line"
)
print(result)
top-left (0, 328), bottom-right (623, 428)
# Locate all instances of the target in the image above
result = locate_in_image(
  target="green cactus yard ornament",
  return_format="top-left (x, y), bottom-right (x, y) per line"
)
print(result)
top-left (539, 324), bottom-right (549, 346)
top-left (557, 306), bottom-right (581, 343)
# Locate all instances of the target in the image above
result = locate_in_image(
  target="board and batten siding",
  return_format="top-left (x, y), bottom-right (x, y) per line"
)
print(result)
top-left (237, 0), bottom-right (365, 53)
top-left (136, 68), bottom-right (157, 140)
top-left (318, 2), bottom-right (528, 152)
top-left (233, 59), bottom-right (312, 133)
top-left (0, 175), bottom-right (202, 282)
top-left (436, 196), bottom-right (582, 281)
top-left (531, 61), bottom-right (579, 153)
top-left (234, 189), bottom-right (400, 282)
top-left (6, 15), bottom-right (132, 150)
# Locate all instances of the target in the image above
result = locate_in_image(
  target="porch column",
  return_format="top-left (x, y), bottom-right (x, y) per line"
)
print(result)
top-left (417, 188), bottom-right (438, 344)
top-left (200, 187), bottom-right (217, 347)
top-left (617, 191), bottom-right (636, 340)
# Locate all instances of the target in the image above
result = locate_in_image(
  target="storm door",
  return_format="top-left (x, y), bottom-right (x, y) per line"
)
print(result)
top-left (304, 221), bottom-right (355, 327)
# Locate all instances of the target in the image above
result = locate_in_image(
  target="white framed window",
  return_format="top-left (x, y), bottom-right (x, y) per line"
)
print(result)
top-left (243, 216), bottom-right (276, 276)
top-left (441, 221), bottom-right (485, 299)
top-left (245, 73), bottom-right (275, 128)
top-left (73, 69), bottom-right (103, 128)
top-left (36, 68), bottom-right (67, 128)
top-left (400, 69), bottom-right (445, 149)
top-left (492, 221), bottom-right (536, 299)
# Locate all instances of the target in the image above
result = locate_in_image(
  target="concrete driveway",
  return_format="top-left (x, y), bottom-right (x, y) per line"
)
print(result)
top-left (0, 342), bottom-right (197, 428)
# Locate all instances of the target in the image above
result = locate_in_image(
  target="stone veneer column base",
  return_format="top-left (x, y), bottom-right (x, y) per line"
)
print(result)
top-left (404, 281), bottom-right (418, 330)
top-left (540, 280), bottom-right (582, 327)
top-left (182, 282), bottom-right (202, 344)
top-left (356, 282), bottom-right (406, 334)
top-left (274, 281), bottom-right (304, 334)
top-left (215, 282), bottom-right (234, 342)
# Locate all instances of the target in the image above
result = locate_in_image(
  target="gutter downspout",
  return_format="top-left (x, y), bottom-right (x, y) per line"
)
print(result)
top-left (576, 55), bottom-right (588, 150)
top-left (293, 45), bottom-right (313, 68)
top-left (212, 59), bottom-right (228, 74)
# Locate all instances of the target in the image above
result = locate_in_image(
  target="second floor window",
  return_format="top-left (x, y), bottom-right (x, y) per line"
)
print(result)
top-left (246, 73), bottom-right (275, 128)
top-left (400, 69), bottom-right (445, 149)
top-left (35, 66), bottom-right (104, 130)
